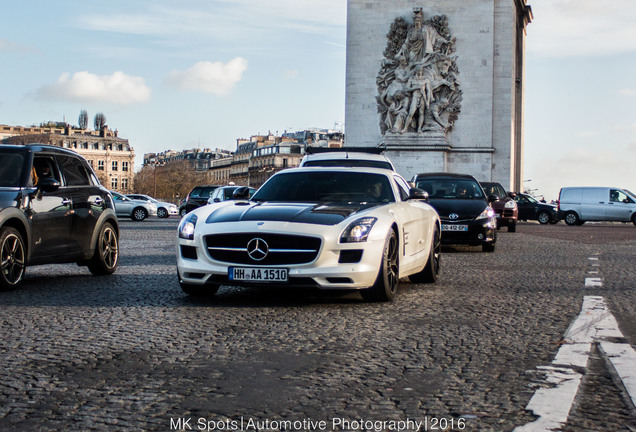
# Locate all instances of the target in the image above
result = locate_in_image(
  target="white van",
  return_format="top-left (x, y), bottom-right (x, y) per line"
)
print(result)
top-left (558, 187), bottom-right (636, 226)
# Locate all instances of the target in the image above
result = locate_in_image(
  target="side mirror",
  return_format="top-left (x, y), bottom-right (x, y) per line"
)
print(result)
top-left (38, 177), bottom-right (60, 193)
top-left (408, 188), bottom-right (429, 201)
top-left (213, 198), bottom-right (221, 203)
top-left (232, 186), bottom-right (250, 200)
top-left (488, 194), bottom-right (498, 203)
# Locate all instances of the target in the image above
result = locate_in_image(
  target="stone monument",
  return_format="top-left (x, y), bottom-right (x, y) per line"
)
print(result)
top-left (345, 0), bottom-right (532, 191)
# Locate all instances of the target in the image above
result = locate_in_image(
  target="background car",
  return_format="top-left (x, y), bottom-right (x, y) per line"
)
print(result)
top-left (513, 192), bottom-right (560, 224)
top-left (126, 193), bottom-right (178, 218)
top-left (207, 186), bottom-right (256, 204)
top-left (177, 167), bottom-right (441, 302)
top-left (300, 147), bottom-right (396, 170)
top-left (414, 173), bottom-right (497, 252)
top-left (480, 181), bottom-right (518, 232)
top-left (179, 185), bottom-right (221, 216)
top-left (110, 191), bottom-right (157, 221)
top-left (0, 144), bottom-right (119, 290)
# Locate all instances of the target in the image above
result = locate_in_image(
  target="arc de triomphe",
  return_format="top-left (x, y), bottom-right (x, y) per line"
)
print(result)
top-left (345, 0), bottom-right (532, 191)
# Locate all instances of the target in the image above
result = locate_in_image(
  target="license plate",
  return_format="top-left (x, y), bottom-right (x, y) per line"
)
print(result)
top-left (442, 224), bottom-right (468, 232)
top-left (229, 267), bottom-right (288, 282)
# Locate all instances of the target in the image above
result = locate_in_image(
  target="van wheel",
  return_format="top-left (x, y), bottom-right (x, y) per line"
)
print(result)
top-left (0, 227), bottom-right (26, 291)
top-left (632, 214), bottom-right (636, 226)
top-left (564, 211), bottom-right (579, 226)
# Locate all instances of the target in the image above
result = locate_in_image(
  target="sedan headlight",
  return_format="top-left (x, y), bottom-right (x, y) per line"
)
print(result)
top-left (340, 217), bottom-right (377, 243)
top-left (179, 213), bottom-right (198, 240)
top-left (476, 206), bottom-right (496, 220)
top-left (504, 200), bottom-right (517, 209)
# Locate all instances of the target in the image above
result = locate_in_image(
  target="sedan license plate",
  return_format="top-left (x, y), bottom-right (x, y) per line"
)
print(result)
top-left (229, 267), bottom-right (288, 282)
top-left (442, 224), bottom-right (468, 232)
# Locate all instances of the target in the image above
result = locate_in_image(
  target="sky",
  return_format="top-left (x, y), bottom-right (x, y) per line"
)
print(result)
top-left (1, 0), bottom-right (634, 201)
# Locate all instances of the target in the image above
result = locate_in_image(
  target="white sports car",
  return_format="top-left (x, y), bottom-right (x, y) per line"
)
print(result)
top-left (176, 167), bottom-right (441, 301)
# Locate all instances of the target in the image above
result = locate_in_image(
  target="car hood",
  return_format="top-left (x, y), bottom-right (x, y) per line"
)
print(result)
top-left (204, 201), bottom-right (379, 226)
top-left (427, 198), bottom-right (488, 220)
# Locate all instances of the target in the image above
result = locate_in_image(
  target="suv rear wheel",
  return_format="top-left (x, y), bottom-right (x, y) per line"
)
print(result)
top-left (0, 226), bottom-right (26, 290)
top-left (87, 222), bottom-right (119, 275)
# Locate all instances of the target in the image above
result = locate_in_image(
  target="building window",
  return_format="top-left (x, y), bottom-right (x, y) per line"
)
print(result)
top-left (122, 161), bottom-right (129, 172)
top-left (98, 160), bottom-right (105, 171)
top-left (121, 178), bottom-right (128, 191)
top-left (112, 161), bottom-right (118, 171)
top-left (88, 160), bottom-right (94, 168)
top-left (111, 177), bottom-right (118, 189)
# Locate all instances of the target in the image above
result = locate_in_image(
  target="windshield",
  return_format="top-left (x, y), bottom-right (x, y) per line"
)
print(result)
top-left (625, 189), bottom-right (636, 199)
top-left (415, 178), bottom-right (484, 199)
top-left (252, 171), bottom-right (395, 203)
top-left (481, 182), bottom-right (507, 198)
top-left (0, 153), bottom-right (25, 187)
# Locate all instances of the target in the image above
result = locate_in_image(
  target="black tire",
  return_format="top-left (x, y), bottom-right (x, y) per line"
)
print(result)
top-left (537, 211), bottom-right (551, 225)
top-left (409, 225), bottom-right (440, 283)
top-left (0, 226), bottom-right (26, 291)
top-left (632, 214), bottom-right (636, 227)
top-left (549, 219), bottom-right (559, 225)
top-left (361, 230), bottom-right (399, 302)
top-left (564, 211), bottom-right (579, 226)
top-left (131, 207), bottom-right (147, 221)
top-left (157, 207), bottom-right (169, 218)
top-left (178, 272), bottom-right (219, 296)
top-left (482, 242), bottom-right (495, 252)
top-left (87, 222), bottom-right (119, 275)
top-left (507, 222), bottom-right (516, 232)
top-left (180, 208), bottom-right (188, 217)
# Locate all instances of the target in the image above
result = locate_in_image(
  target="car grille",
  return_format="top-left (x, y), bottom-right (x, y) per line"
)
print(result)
top-left (205, 233), bottom-right (321, 265)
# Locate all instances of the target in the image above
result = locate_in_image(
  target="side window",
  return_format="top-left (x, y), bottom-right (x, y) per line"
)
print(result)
top-left (33, 155), bottom-right (61, 184)
top-left (57, 155), bottom-right (90, 186)
top-left (610, 189), bottom-right (631, 203)
top-left (393, 176), bottom-right (411, 201)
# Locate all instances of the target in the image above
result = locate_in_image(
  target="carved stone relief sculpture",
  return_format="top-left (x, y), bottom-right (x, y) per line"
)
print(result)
top-left (377, 8), bottom-right (462, 137)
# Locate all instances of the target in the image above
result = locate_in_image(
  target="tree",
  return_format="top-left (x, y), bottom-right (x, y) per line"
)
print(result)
top-left (133, 160), bottom-right (206, 201)
top-left (94, 113), bottom-right (107, 131)
top-left (78, 110), bottom-right (88, 130)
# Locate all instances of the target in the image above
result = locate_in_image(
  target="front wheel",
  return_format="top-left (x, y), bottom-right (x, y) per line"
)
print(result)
top-left (157, 207), bottom-right (169, 218)
top-left (131, 207), bottom-right (147, 221)
top-left (482, 242), bottom-right (495, 252)
top-left (564, 211), bottom-right (579, 226)
top-left (409, 225), bottom-right (440, 283)
top-left (0, 226), bottom-right (26, 291)
top-left (632, 214), bottom-right (636, 226)
top-left (507, 222), bottom-right (516, 232)
top-left (537, 211), bottom-right (551, 225)
top-left (87, 222), bottom-right (119, 275)
top-left (361, 230), bottom-right (399, 302)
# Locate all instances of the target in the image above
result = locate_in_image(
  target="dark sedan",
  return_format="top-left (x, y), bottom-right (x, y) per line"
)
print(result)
top-left (412, 172), bottom-right (497, 252)
top-left (514, 193), bottom-right (560, 224)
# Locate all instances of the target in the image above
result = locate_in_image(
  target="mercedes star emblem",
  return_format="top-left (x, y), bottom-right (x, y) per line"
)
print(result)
top-left (247, 238), bottom-right (269, 261)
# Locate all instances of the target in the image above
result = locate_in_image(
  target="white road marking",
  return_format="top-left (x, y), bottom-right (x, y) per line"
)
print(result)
top-left (585, 277), bottom-right (602, 287)
top-left (514, 296), bottom-right (636, 431)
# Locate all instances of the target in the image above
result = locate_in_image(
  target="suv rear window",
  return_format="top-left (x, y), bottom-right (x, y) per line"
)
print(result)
top-left (190, 187), bottom-right (217, 198)
top-left (0, 154), bottom-right (24, 187)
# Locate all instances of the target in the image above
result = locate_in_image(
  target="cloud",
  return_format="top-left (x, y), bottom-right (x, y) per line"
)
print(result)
top-left (619, 88), bottom-right (636, 97)
top-left (166, 58), bottom-right (248, 95)
top-left (527, 0), bottom-right (636, 57)
top-left (0, 38), bottom-right (37, 54)
top-left (35, 71), bottom-right (151, 105)
top-left (283, 69), bottom-right (299, 80)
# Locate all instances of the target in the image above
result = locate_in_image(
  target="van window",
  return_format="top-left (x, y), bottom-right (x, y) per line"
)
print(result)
top-left (610, 189), bottom-right (634, 203)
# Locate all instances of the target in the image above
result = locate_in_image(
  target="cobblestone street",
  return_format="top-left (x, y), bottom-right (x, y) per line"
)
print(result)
top-left (1, 219), bottom-right (635, 431)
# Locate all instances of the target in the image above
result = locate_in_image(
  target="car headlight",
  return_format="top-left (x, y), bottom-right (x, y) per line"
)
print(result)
top-left (340, 217), bottom-right (377, 243)
top-left (504, 200), bottom-right (517, 209)
top-left (476, 206), bottom-right (496, 220)
top-left (179, 213), bottom-right (198, 240)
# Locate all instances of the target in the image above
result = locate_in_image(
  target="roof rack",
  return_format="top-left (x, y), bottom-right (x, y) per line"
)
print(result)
top-left (305, 145), bottom-right (386, 155)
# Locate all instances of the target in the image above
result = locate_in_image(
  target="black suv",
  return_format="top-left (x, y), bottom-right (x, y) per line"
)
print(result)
top-left (0, 144), bottom-right (119, 290)
top-left (179, 185), bottom-right (221, 217)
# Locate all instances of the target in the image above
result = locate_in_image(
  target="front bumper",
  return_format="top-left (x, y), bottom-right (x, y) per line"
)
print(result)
top-left (176, 221), bottom-right (386, 290)
top-left (440, 217), bottom-right (496, 246)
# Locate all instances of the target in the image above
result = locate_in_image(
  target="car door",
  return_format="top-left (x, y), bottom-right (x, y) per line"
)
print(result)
top-left (392, 175), bottom-right (428, 258)
top-left (605, 189), bottom-right (634, 222)
top-left (56, 154), bottom-right (105, 255)
top-left (111, 193), bottom-right (132, 217)
top-left (514, 195), bottom-right (535, 220)
top-left (29, 155), bottom-right (71, 259)
top-left (580, 188), bottom-right (606, 220)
